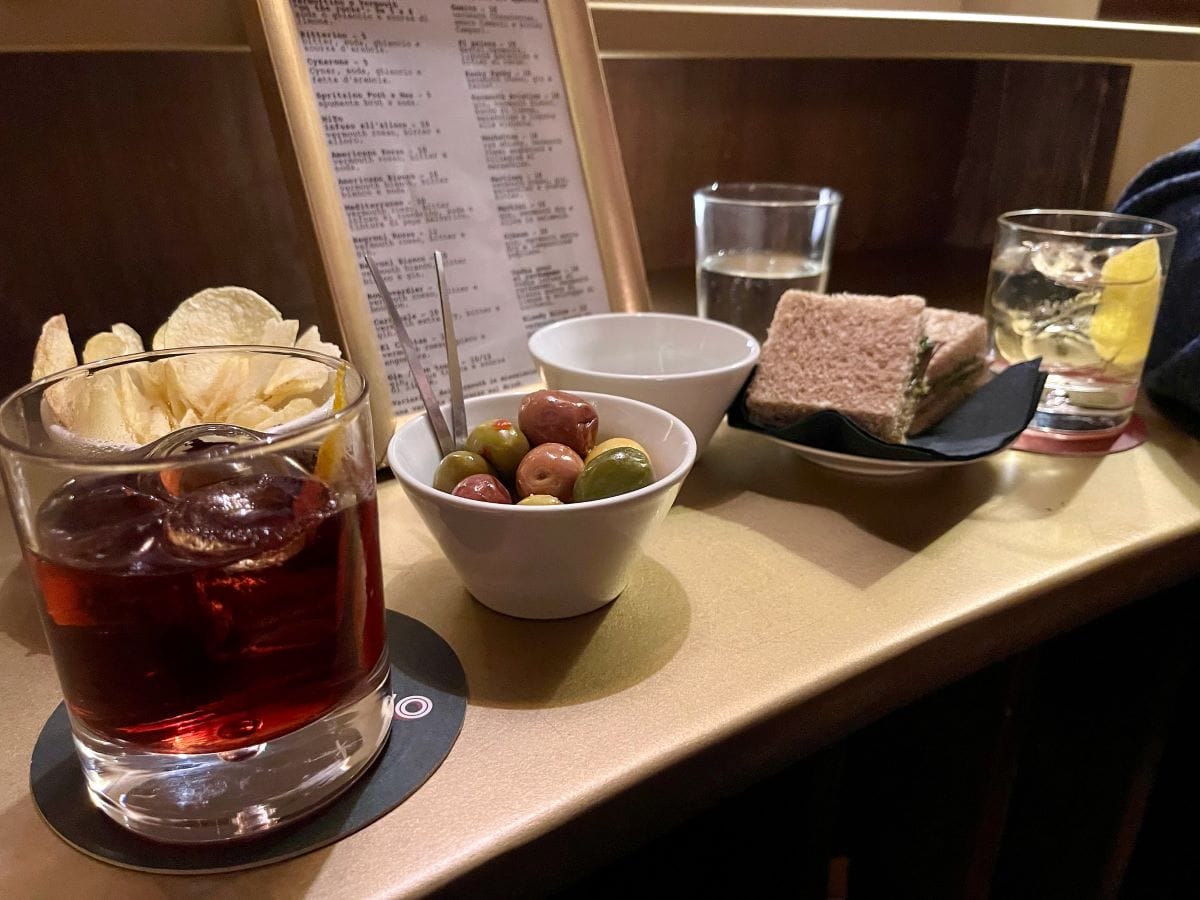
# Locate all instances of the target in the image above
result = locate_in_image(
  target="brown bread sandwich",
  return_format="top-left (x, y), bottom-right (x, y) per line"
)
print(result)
top-left (908, 308), bottom-right (988, 435)
top-left (744, 291), bottom-right (932, 443)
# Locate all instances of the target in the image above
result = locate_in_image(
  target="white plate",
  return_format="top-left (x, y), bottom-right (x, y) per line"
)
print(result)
top-left (758, 432), bottom-right (1015, 476)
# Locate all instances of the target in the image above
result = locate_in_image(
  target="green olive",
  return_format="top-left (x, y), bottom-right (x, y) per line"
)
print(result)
top-left (571, 447), bottom-right (655, 502)
top-left (432, 450), bottom-right (495, 493)
top-left (464, 418), bottom-right (530, 482)
top-left (517, 494), bottom-right (563, 506)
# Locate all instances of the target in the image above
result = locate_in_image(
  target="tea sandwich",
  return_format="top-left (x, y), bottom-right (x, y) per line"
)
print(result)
top-left (744, 290), bottom-right (988, 443)
top-left (745, 291), bottom-right (931, 443)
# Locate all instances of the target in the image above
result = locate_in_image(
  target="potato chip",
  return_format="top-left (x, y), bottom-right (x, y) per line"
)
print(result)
top-left (82, 323), bottom-right (145, 364)
top-left (159, 286), bottom-right (283, 349)
top-left (167, 355), bottom-right (244, 420)
top-left (257, 397), bottom-right (318, 430)
top-left (43, 375), bottom-right (86, 428)
top-left (295, 325), bottom-right (342, 360)
top-left (146, 359), bottom-right (190, 423)
top-left (243, 320), bottom-right (301, 398)
top-left (82, 332), bottom-right (130, 364)
top-left (224, 399), bottom-right (275, 430)
top-left (264, 324), bottom-right (341, 403)
top-left (203, 356), bottom-right (252, 419)
top-left (260, 318), bottom-right (300, 348)
top-left (135, 359), bottom-right (170, 406)
top-left (111, 323), bottom-right (144, 354)
top-left (115, 366), bottom-right (171, 444)
top-left (34, 287), bottom-right (345, 446)
top-left (33, 315), bottom-right (78, 380)
top-left (70, 371), bottom-right (138, 445)
top-left (264, 358), bottom-right (330, 404)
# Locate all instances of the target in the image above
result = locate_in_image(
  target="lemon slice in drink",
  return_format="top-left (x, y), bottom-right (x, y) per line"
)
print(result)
top-left (1090, 239), bottom-right (1161, 368)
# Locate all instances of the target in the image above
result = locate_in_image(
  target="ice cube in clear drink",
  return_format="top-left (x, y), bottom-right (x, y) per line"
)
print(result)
top-left (1029, 241), bottom-right (1107, 287)
top-left (992, 242), bottom-right (1035, 277)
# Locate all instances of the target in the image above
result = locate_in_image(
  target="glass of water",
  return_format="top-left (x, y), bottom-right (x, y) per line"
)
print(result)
top-left (693, 183), bottom-right (842, 344)
top-left (985, 210), bottom-right (1176, 438)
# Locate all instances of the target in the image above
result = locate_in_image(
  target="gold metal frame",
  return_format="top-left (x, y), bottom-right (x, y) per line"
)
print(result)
top-left (241, 0), bottom-right (649, 459)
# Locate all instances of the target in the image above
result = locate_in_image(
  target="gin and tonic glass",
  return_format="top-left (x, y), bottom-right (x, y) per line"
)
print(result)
top-left (985, 210), bottom-right (1176, 437)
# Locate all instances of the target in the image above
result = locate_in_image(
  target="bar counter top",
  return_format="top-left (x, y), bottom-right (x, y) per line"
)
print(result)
top-left (2, 407), bottom-right (1199, 896)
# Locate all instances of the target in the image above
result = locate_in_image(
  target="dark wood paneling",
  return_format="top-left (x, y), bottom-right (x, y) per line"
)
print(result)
top-left (1099, 0), bottom-right (1200, 24)
top-left (0, 52), bottom-right (317, 399)
top-left (602, 58), bottom-right (979, 270)
top-left (947, 61), bottom-right (1130, 248)
top-left (604, 58), bottom-right (1129, 271)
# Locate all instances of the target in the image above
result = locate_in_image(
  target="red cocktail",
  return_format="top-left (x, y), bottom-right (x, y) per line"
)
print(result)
top-left (0, 347), bottom-right (391, 843)
top-left (30, 471), bottom-right (385, 754)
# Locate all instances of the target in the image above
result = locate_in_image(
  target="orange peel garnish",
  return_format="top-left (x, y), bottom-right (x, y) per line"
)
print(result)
top-left (314, 363), bottom-right (348, 482)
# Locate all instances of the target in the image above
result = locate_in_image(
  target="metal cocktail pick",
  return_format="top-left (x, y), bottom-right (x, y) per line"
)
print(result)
top-left (363, 251), bottom-right (453, 457)
top-left (434, 250), bottom-right (467, 451)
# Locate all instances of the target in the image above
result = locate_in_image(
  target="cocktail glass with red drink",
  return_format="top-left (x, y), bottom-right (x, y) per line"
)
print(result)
top-left (0, 347), bottom-right (390, 843)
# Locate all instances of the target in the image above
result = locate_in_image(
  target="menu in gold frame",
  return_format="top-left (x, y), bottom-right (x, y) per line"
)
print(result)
top-left (291, 0), bottom-right (611, 413)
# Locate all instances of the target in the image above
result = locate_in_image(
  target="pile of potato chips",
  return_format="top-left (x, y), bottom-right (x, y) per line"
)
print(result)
top-left (32, 287), bottom-right (343, 447)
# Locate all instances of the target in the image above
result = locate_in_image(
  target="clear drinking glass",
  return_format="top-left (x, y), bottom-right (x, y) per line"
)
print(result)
top-left (985, 210), bottom-right (1176, 437)
top-left (694, 182), bottom-right (842, 344)
top-left (0, 346), bottom-right (391, 843)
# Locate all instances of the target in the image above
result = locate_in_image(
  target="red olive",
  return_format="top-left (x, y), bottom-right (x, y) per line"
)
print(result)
top-left (451, 474), bottom-right (512, 504)
top-left (515, 442), bottom-right (584, 502)
top-left (518, 390), bottom-right (599, 457)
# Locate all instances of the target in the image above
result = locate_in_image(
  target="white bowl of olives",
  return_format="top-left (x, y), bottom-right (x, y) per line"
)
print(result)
top-left (387, 389), bottom-right (696, 619)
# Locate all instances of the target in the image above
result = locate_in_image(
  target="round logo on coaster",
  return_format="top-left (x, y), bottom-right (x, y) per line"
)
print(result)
top-left (29, 611), bottom-right (467, 875)
top-left (395, 695), bottom-right (434, 719)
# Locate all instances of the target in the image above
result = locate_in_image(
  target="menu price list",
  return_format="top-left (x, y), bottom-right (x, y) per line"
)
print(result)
top-left (292, 0), bottom-right (610, 413)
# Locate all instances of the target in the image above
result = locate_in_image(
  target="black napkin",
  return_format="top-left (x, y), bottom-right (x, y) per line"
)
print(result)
top-left (726, 360), bottom-right (1046, 462)
top-left (1114, 139), bottom-right (1200, 437)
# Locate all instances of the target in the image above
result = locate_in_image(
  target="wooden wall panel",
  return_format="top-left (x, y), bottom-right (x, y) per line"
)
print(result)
top-left (947, 61), bottom-right (1129, 248)
top-left (602, 58), bottom-right (978, 271)
top-left (0, 52), bottom-right (317, 399)
top-left (605, 58), bottom-right (1130, 270)
top-left (1099, 0), bottom-right (1200, 24)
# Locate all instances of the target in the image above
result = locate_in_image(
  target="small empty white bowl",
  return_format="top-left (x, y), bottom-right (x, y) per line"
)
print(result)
top-left (387, 390), bottom-right (696, 619)
top-left (528, 313), bottom-right (760, 455)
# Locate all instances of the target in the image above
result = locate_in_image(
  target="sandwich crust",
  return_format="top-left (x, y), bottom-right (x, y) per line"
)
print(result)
top-left (745, 290), bottom-right (927, 443)
top-left (921, 308), bottom-right (986, 384)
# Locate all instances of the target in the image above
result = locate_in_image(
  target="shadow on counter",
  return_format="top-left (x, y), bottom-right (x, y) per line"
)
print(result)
top-left (0, 563), bottom-right (48, 656)
top-left (385, 554), bottom-right (690, 710)
top-left (677, 425), bottom-right (1102, 589)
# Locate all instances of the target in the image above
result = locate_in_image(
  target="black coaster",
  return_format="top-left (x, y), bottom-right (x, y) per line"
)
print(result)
top-left (29, 611), bottom-right (467, 874)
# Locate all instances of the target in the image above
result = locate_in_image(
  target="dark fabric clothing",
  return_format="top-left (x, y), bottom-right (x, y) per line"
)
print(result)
top-left (1114, 140), bottom-right (1200, 436)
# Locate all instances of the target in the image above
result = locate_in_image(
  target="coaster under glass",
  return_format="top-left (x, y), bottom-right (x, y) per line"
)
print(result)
top-left (1013, 413), bottom-right (1147, 456)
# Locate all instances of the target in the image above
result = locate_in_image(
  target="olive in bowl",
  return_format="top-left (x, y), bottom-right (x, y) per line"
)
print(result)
top-left (387, 390), bottom-right (696, 619)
